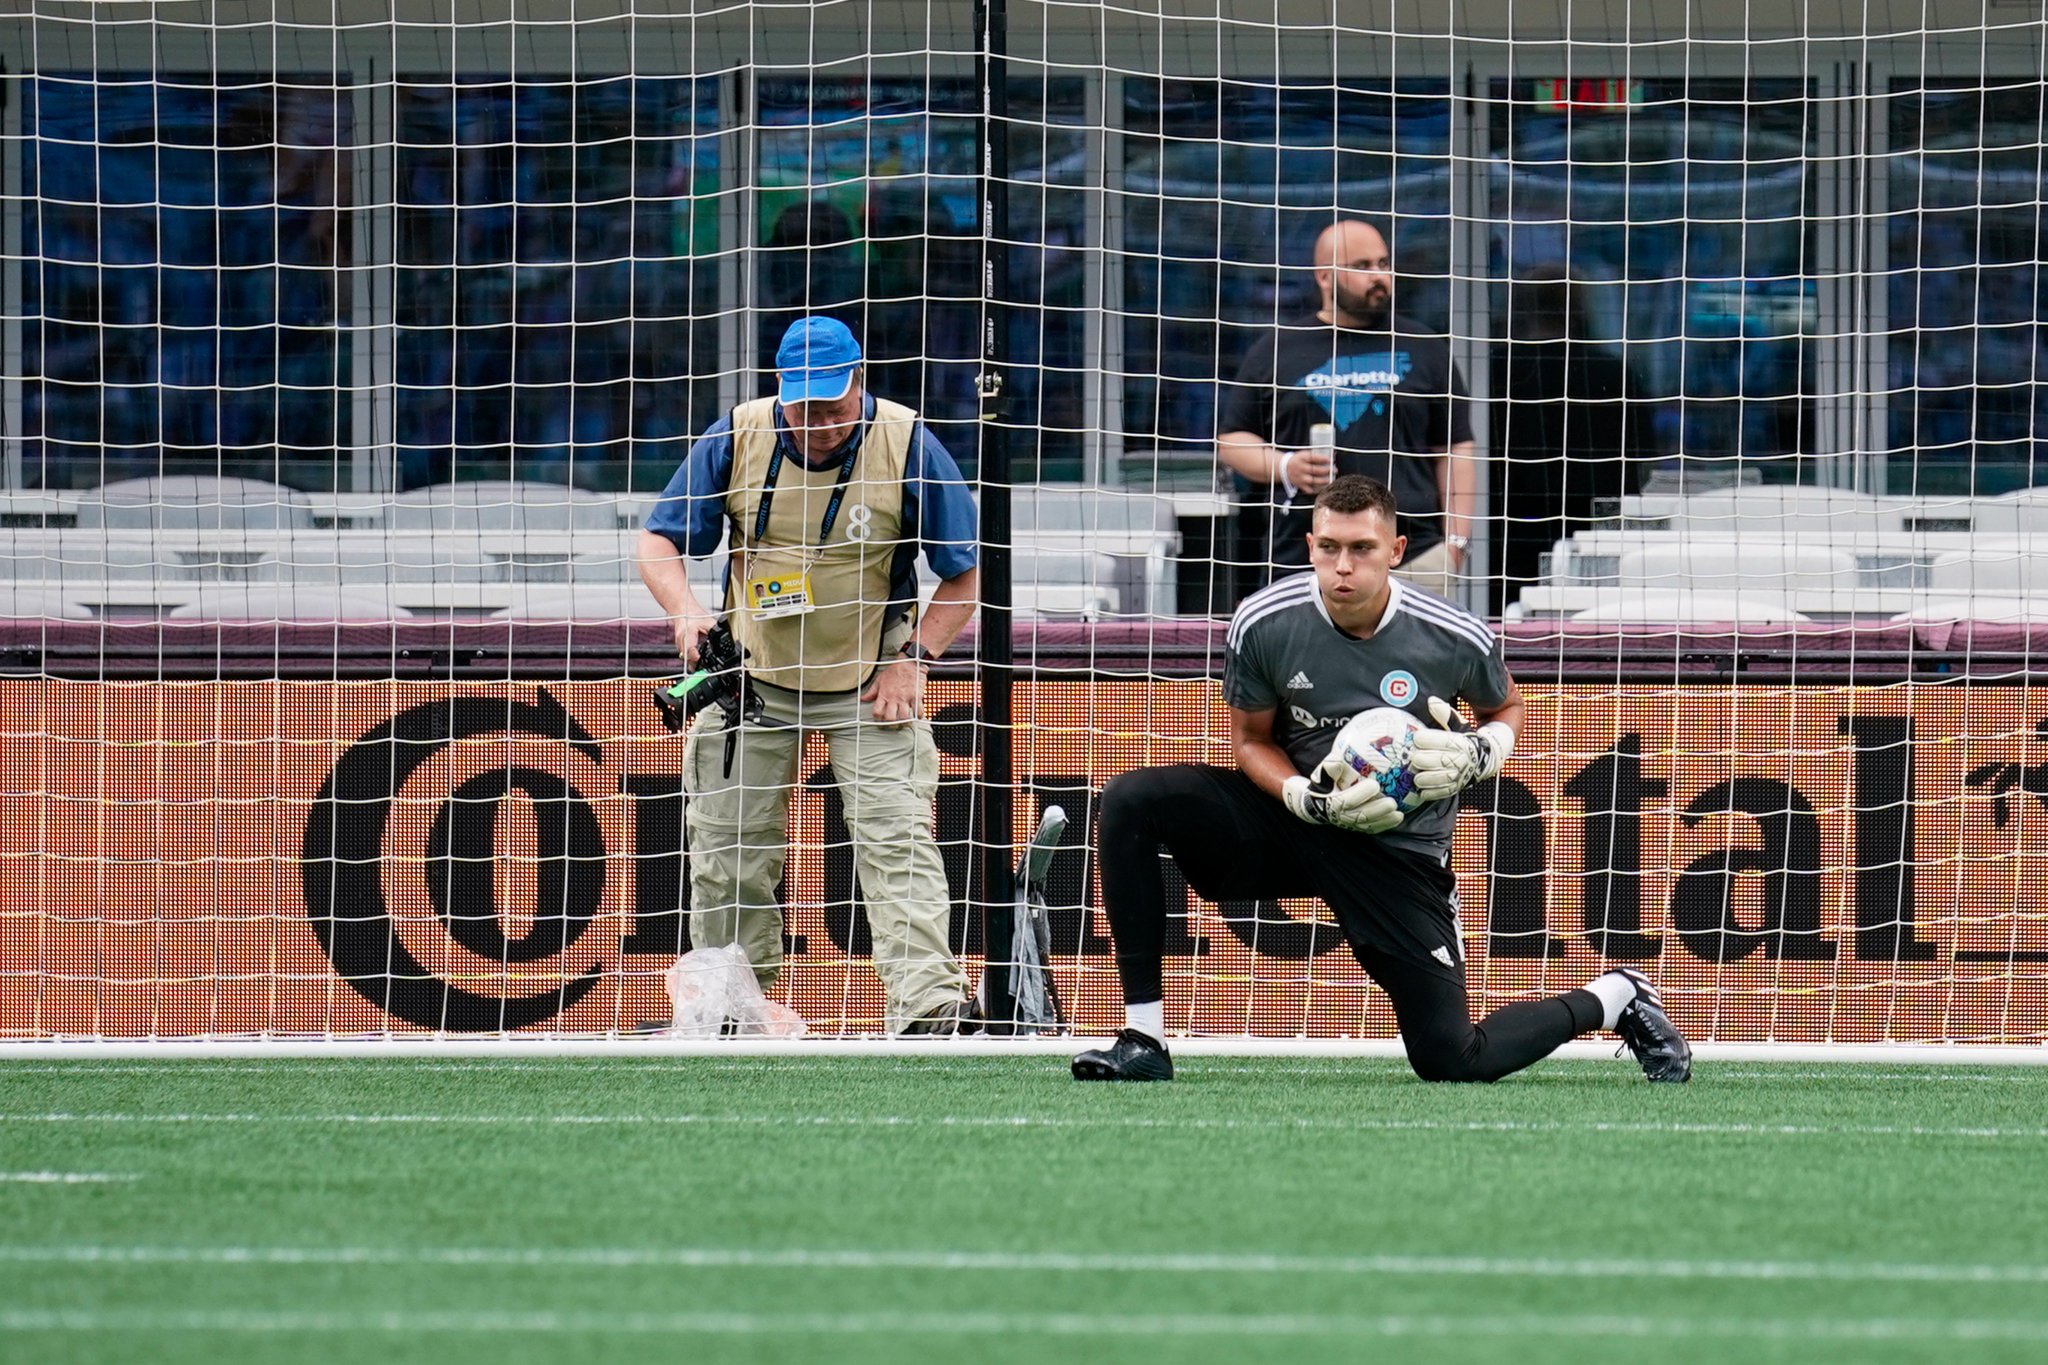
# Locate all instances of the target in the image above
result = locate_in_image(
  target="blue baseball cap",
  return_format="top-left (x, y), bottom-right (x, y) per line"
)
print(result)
top-left (776, 316), bottom-right (863, 404)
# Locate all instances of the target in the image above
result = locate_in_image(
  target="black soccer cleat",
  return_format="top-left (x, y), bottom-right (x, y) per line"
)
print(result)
top-left (1071, 1028), bottom-right (1173, 1082)
top-left (1613, 968), bottom-right (1691, 1083)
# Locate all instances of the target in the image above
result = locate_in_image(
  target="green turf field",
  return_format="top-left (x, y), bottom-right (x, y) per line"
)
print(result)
top-left (3, 1054), bottom-right (2047, 1364)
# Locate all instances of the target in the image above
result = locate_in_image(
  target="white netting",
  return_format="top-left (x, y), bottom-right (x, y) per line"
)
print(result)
top-left (1, 4), bottom-right (2046, 1045)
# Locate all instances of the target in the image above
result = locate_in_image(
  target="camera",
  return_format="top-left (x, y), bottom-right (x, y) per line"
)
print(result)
top-left (651, 619), bottom-right (760, 734)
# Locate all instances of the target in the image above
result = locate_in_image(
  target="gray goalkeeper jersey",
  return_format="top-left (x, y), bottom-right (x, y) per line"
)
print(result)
top-left (1222, 573), bottom-right (1512, 860)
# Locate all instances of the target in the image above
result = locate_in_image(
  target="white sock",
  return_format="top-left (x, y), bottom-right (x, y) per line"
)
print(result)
top-left (1125, 1000), bottom-right (1165, 1044)
top-left (1583, 971), bottom-right (1640, 1032)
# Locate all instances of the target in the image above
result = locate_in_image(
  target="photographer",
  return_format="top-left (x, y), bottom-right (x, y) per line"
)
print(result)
top-left (636, 316), bottom-right (981, 1036)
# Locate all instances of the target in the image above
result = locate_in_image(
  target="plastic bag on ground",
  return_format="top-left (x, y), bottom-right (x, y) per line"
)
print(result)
top-left (731, 996), bottom-right (807, 1038)
top-left (663, 944), bottom-right (807, 1039)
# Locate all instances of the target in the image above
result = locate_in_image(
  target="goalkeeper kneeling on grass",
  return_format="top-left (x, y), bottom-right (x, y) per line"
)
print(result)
top-left (1073, 475), bottom-right (1690, 1084)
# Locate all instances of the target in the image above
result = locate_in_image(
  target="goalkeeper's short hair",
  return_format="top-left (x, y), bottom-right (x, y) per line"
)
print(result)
top-left (1317, 474), bottom-right (1399, 522)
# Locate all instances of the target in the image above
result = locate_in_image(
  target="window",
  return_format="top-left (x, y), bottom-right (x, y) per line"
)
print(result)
top-left (753, 74), bottom-right (1088, 479)
top-left (1004, 73), bottom-right (1091, 481)
top-left (1886, 78), bottom-right (2048, 495)
top-left (24, 75), bottom-right (352, 491)
top-left (393, 76), bottom-right (721, 492)
top-left (1488, 77), bottom-right (1819, 476)
top-left (1119, 78), bottom-right (1455, 456)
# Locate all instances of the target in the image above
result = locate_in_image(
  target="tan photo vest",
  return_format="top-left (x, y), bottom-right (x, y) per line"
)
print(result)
top-left (723, 396), bottom-right (918, 693)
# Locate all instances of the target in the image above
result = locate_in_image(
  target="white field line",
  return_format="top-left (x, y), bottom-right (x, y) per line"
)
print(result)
top-left (6, 1243), bottom-right (2048, 1288)
top-left (2, 1039), bottom-right (2046, 1065)
top-left (0, 1060), bottom-right (2035, 1084)
top-left (3, 1111), bottom-right (2047, 1140)
top-left (2, 1307), bottom-right (2047, 1342)
top-left (0, 1173), bottom-right (137, 1184)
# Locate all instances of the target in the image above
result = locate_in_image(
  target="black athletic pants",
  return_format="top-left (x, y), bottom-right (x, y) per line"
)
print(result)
top-left (1097, 764), bottom-right (1604, 1082)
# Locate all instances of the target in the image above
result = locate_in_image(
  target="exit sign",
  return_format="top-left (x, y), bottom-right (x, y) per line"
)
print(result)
top-left (1534, 78), bottom-right (1646, 112)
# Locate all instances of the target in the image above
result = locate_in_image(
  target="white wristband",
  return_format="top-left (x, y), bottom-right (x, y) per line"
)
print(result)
top-left (1476, 720), bottom-right (1516, 780)
top-left (1275, 449), bottom-right (1298, 497)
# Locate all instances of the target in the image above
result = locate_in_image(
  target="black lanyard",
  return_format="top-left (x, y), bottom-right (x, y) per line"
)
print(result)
top-left (754, 411), bottom-right (864, 545)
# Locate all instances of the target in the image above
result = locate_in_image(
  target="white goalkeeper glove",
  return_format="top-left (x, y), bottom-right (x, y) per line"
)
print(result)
top-left (1282, 769), bottom-right (1405, 835)
top-left (1408, 695), bottom-right (1515, 802)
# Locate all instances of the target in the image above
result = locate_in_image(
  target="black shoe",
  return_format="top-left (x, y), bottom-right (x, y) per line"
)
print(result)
top-left (1613, 969), bottom-right (1691, 1083)
top-left (899, 998), bottom-right (982, 1038)
top-left (1071, 1028), bottom-right (1173, 1082)
top-left (627, 1017), bottom-right (739, 1038)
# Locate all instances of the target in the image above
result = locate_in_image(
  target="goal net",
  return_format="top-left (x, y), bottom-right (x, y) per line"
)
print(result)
top-left (2, 2), bottom-right (2046, 1048)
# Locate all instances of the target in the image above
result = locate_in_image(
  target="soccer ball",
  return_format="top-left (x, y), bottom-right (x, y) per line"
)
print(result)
top-left (1328, 707), bottom-right (1429, 812)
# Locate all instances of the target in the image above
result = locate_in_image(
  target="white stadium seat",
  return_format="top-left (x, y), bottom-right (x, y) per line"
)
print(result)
top-left (1613, 543), bottom-right (1855, 595)
top-left (1569, 591), bottom-right (1810, 623)
top-left (1656, 486), bottom-right (1897, 535)
top-left (1888, 597), bottom-right (2048, 625)
top-left (165, 585), bottom-right (413, 621)
top-left (0, 584), bottom-right (93, 620)
top-left (493, 583), bottom-right (676, 622)
top-left (1927, 552), bottom-right (2048, 597)
top-left (76, 476), bottom-right (315, 533)
top-left (1011, 486), bottom-right (1179, 616)
top-left (1011, 547), bottom-right (1122, 618)
top-left (386, 481), bottom-right (627, 534)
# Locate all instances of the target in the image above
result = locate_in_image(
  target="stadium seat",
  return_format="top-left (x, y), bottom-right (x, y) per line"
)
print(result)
top-left (165, 585), bottom-right (413, 621)
top-left (1011, 486), bottom-right (1178, 536)
top-left (0, 584), bottom-right (92, 619)
top-left (1614, 543), bottom-right (1855, 595)
top-left (279, 536), bottom-right (499, 584)
top-left (1888, 597), bottom-right (2048, 625)
top-left (1519, 537), bottom-right (1895, 620)
top-left (1670, 484), bottom-right (1884, 514)
top-left (0, 531), bottom-right (161, 581)
top-left (75, 476), bottom-right (315, 532)
top-left (492, 583), bottom-right (676, 622)
top-left (1967, 487), bottom-right (2048, 540)
top-left (1926, 551), bottom-right (2048, 597)
top-left (1607, 486), bottom-right (1985, 538)
top-left (1011, 547), bottom-right (1123, 617)
top-left (386, 481), bottom-right (627, 534)
top-left (1010, 487), bottom-right (1178, 615)
top-left (1012, 584), bottom-right (1118, 618)
top-left (1569, 591), bottom-right (1810, 623)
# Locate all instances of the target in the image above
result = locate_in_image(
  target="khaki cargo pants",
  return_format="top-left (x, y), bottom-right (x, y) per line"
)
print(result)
top-left (683, 685), bottom-right (968, 1033)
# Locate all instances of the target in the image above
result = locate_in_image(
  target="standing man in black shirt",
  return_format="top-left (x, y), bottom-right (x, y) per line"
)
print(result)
top-left (1219, 218), bottom-right (1477, 601)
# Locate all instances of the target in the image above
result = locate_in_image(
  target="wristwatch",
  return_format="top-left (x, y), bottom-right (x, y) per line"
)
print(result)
top-left (898, 640), bottom-right (940, 666)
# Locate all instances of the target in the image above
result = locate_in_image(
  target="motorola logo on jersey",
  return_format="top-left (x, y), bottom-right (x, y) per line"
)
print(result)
top-left (1380, 670), bottom-right (1419, 706)
top-left (1290, 704), bottom-right (1355, 732)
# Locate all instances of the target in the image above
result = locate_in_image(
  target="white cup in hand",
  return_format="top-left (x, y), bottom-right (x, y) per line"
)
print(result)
top-left (1292, 446), bottom-right (1335, 493)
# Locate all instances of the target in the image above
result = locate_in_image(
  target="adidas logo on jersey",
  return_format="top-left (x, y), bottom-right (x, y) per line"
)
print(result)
top-left (1287, 672), bottom-right (1314, 690)
top-left (1431, 945), bottom-right (1455, 968)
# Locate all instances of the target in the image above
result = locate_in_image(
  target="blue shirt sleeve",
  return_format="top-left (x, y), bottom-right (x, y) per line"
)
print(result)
top-left (642, 416), bottom-right (734, 557)
top-left (904, 424), bottom-right (979, 581)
